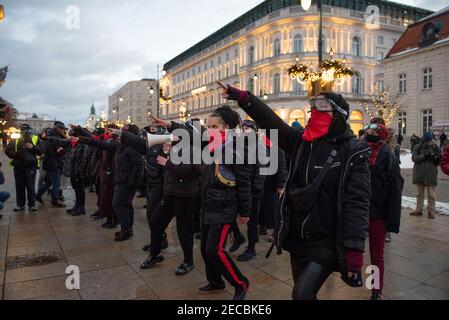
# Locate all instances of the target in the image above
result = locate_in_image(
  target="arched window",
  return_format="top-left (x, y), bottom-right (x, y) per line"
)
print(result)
top-left (273, 73), bottom-right (280, 94)
top-left (352, 37), bottom-right (361, 57)
top-left (352, 73), bottom-right (361, 94)
top-left (248, 78), bottom-right (255, 93)
top-left (248, 46), bottom-right (255, 65)
top-left (273, 38), bottom-right (281, 56)
top-left (289, 109), bottom-right (306, 127)
top-left (350, 110), bottom-right (365, 135)
top-left (294, 34), bottom-right (303, 53)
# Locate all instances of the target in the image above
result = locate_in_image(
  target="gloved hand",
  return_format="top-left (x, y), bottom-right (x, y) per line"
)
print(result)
top-left (346, 250), bottom-right (364, 273)
top-left (217, 81), bottom-right (249, 103)
top-left (343, 250), bottom-right (364, 287)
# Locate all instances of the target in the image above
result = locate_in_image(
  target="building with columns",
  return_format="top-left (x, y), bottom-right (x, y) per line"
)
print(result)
top-left (161, 0), bottom-right (431, 134)
top-left (383, 6), bottom-right (449, 145)
top-left (108, 79), bottom-right (158, 129)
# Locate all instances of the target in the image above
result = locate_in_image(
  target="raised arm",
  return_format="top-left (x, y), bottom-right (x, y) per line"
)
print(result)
top-left (217, 81), bottom-right (299, 155)
top-left (120, 131), bottom-right (147, 155)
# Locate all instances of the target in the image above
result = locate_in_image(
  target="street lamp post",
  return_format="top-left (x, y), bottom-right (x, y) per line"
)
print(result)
top-left (253, 73), bottom-right (268, 101)
top-left (149, 64), bottom-right (164, 119)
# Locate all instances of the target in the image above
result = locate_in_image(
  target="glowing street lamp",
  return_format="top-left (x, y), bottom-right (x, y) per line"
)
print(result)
top-left (300, 0), bottom-right (312, 11)
top-left (0, 6), bottom-right (5, 22)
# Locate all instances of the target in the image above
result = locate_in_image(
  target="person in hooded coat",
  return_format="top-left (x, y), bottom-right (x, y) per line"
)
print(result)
top-left (364, 123), bottom-right (403, 300)
top-left (217, 81), bottom-right (371, 300)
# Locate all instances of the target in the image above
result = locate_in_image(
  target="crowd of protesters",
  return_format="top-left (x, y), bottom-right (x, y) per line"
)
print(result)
top-left (2, 81), bottom-right (449, 300)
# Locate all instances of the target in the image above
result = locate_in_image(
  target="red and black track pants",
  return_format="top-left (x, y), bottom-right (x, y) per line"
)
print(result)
top-left (201, 223), bottom-right (249, 290)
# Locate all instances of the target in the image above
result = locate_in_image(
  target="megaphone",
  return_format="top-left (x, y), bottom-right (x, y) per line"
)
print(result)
top-left (147, 133), bottom-right (175, 148)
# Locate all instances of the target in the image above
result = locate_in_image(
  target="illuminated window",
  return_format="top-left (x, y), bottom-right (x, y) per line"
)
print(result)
top-left (350, 110), bottom-right (365, 134)
top-left (289, 109), bottom-right (306, 127)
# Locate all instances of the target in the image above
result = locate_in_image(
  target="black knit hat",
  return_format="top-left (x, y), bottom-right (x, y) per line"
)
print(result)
top-left (123, 124), bottom-right (140, 136)
top-left (318, 92), bottom-right (350, 119)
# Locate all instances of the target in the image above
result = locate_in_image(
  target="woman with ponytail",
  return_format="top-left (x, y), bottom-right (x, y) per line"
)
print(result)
top-left (150, 106), bottom-right (252, 300)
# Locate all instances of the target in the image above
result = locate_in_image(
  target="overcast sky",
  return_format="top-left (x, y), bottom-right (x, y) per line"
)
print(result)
top-left (0, 0), bottom-right (448, 125)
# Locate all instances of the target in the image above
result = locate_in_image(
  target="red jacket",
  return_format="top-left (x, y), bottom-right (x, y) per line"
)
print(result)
top-left (442, 146), bottom-right (449, 176)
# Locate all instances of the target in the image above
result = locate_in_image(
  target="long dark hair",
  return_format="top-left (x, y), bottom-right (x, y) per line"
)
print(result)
top-left (210, 105), bottom-right (241, 129)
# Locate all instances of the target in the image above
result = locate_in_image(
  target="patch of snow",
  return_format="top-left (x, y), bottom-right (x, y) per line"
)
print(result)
top-left (402, 196), bottom-right (449, 216)
top-left (400, 150), bottom-right (414, 169)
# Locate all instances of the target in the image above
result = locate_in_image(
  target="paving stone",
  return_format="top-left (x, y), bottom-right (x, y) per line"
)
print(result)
top-left (392, 284), bottom-right (449, 300)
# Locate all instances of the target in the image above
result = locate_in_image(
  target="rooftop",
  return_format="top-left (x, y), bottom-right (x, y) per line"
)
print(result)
top-left (164, 0), bottom-right (433, 71)
top-left (386, 6), bottom-right (449, 57)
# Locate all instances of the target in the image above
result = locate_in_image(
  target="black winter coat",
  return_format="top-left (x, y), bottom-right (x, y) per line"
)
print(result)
top-left (238, 93), bottom-right (371, 272)
top-left (87, 139), bottom-right (144, 188)
top-left (46, 137), bottom-right (89, 178)
top-left (120, 131), bottom-right (165, 187)
top-left (263, 149), bottom-right (288, 193)
top-left (169, 122), bottom-right (252, 225)
top-left (41, 129), bottom-right (66, 172)
top-left (164, 157), bottom-right (202, 198)
top-left (369, 144), bottom-right (403, 233)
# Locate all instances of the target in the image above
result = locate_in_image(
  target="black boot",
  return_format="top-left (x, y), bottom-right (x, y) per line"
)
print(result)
top-left (142, 244), bottom-right (151, 252)
top-left (13, 206), bottom-right (25, 212)
top-left (140, 255), bottom-right (164, 269)
top-left (371, 292), bottom-right (383, 300)
top-left (175, 262), bottom-right (195, 276)
top-left (102, 219), bottom-right (117, 229)
top-left (66, 207), bottom-right (77, 214)
top-left (233, 284), bottom-right (249, 300)
top-left (36, 195), bottom-right (44, 204)
top-left (237, 248), bottom-right (256, 261)
top-left (52, 201), bottom-right (66, 208)
top-left (71, 207), bottom-right (86, 216)
top-left (114, 229), bottom-right (132, 242)
top-left (199, 283), bottom-right (226, 293)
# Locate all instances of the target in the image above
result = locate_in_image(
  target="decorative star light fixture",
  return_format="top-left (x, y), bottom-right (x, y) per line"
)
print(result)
top-left (288, 51), bottom-right (355, 90)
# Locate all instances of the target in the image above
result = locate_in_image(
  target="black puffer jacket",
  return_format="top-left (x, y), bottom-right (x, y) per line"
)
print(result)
top-left (120, 131), bottom-right (165, 187)
top-left (369, 144), bottom-right (403, 233)
top-left (238, 93), bottom-right (371, 272)
top-left (169, 122), bottom-right (252, 225)
top-left (87, 139), bottom-right (144, 188)
top-left (164, 145), bottom-right (202, 198)
top-left (46, 137), bottom-right (89, 178)
top-left (263, 148), bottom-right (288, 193)
top-left (41, 129), bottom-right (67, 172)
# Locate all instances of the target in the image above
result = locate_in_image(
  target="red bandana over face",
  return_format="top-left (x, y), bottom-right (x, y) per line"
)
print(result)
top-left (302, 109), bottom-right (334, 142)
top-left (208, 129), bottom-right (227, 152)
top-left (368, 124), bottom-right (389, 166)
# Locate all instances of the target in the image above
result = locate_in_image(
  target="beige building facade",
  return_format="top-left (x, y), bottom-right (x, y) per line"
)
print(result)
top-left (162, 0), bottom-right (431, 134)
top-left (383, 7), bottom-right (449, 145)
top-left (108, 79), bottom-right (158, 129)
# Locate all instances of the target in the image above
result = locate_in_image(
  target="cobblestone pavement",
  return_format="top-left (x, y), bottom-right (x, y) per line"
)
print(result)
top-left (1, 153), bottom-right (448, 300)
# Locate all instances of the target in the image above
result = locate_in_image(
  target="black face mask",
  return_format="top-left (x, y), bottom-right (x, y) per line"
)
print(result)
top-left (366, 134), bottom-right (381, 143)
